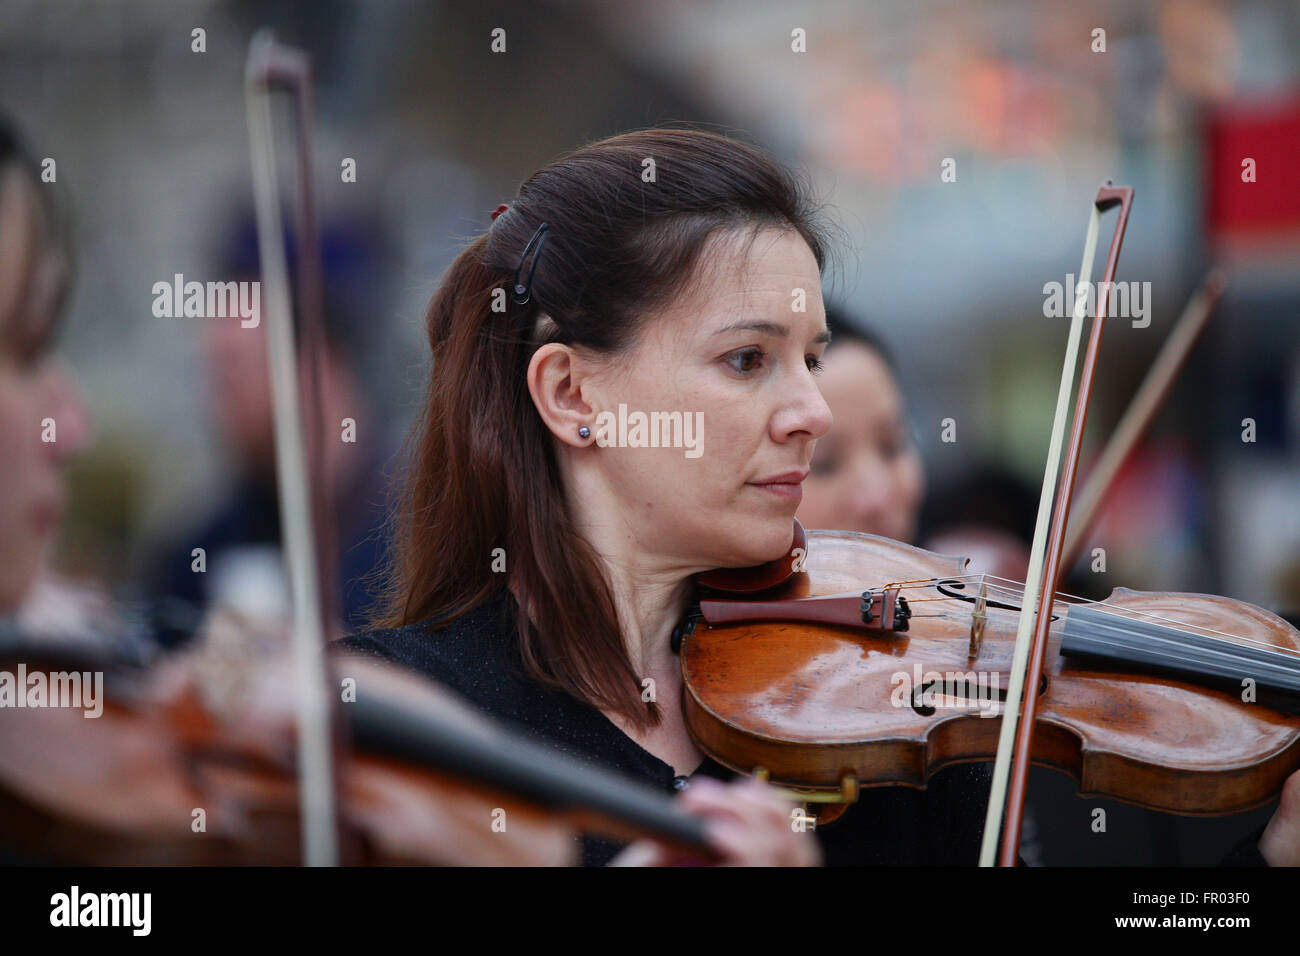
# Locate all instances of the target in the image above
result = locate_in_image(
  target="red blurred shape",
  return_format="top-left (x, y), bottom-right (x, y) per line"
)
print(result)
top-left (1206, 95), bottom-right (1300, 236)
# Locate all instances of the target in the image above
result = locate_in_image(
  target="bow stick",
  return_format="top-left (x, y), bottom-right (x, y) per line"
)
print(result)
top-left (1061, 268), bottom-right (1225, 568)
top-left (980, 183), bottom-right (1134, 867)
top-left (245, 30), bottom-right (343, 866)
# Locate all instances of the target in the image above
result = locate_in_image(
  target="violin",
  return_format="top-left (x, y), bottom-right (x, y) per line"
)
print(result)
top-left (0, 626), bottom-right (715, 865)
top-left (676, 520), bottom-right (1300, 826)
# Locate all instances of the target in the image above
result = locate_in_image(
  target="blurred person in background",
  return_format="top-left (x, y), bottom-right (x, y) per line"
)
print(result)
top-left (920, 467), bottom-right (1038, 586)
top-left (794, 307), bottom-right (925, 543)
top-left (0, 114), bottom-right (108, 648)
top-left (796, 306), bottom-right (1032, 582)
top-left (142, 215), bottom-right (394, 638)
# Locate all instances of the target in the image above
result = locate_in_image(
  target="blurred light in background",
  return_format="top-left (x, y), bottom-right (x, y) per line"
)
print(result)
top-left (1, 0), bottom-right (1296, 613)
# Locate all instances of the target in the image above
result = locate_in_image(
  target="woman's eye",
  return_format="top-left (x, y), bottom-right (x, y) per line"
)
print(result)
top-left (723, 349), bottom-right (824, 375)
top-left (725, 348), bottom-right (765, 374)
top-left (879, 429), bottom-right (911, 460)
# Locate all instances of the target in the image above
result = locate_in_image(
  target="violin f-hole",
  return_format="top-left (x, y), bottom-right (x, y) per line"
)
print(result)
top-left (909, 672), bottom-right (1045, 718)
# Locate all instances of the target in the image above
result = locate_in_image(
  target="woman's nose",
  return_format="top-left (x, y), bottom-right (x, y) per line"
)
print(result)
top-left (777, 369), bottom-right (833, 442)
top-left (44, 359), bottom-right (93, 461)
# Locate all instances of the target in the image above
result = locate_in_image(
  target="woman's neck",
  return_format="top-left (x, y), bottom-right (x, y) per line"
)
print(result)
top-left (563, 500), bottom-right (698, 680)
top-left (545, 475), bottom-right (710, 772)
top-left (588, 532), bottom-right (695, 681)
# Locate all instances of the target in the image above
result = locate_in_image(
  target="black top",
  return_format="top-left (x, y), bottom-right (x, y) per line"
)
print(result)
top-left (337, 587), bottom-right (1269, 867)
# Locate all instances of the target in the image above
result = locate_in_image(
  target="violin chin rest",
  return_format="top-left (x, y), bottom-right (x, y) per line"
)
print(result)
top-left (694, 519), bottom-right (807, 595)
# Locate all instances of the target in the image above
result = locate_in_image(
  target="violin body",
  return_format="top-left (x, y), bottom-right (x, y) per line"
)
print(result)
top-left (680, 529), bottom-right (1300, 815)
top-left (0, 646), bottom-right (578, 865)
top-left (0, 630), bottom-right (717, 865)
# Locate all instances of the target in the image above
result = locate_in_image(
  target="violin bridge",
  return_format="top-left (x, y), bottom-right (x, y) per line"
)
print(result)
top-left (969, 575), bottom-right (988, 661)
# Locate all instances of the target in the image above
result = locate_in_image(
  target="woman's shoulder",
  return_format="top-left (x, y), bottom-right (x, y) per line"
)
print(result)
top-left (335, 590), bottom-right (645, 778)
top-left (335, 589), bottom-right (519, 690)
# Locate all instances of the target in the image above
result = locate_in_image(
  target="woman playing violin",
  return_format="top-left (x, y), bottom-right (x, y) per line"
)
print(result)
top-left (340, 127), bottom-right (1300, 865)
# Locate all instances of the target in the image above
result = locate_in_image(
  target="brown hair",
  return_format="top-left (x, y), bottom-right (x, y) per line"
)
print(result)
top-left (0, 114), bottom-right (71, 362)
top-left (373, 127), bottom-right (837, 728)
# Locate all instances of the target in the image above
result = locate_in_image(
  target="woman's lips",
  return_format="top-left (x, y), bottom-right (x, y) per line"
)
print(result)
top-left (747, 471), bottom-right (808, 502)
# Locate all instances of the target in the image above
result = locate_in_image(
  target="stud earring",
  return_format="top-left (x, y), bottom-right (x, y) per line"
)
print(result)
top-left (578, 425), bottom-right (591, 439)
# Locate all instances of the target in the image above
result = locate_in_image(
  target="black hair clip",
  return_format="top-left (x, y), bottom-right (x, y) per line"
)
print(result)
top-left (512, 223), bottom-right (549, 306)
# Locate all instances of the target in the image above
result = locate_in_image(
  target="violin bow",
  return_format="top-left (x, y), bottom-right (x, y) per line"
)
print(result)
top-left (979, 182), bottom-right (1134, 867)
top-left (244, 30), bottom-right (344, 866)
top-left (1061, 267), bottom-right (1225, 568)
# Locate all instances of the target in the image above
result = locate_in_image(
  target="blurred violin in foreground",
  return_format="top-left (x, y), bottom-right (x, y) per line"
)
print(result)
top-left (0, 618), bottom-right (715, 865)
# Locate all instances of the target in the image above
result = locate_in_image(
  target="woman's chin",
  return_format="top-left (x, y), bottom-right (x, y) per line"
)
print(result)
top-left (713, 514), bottom-right (795, 569)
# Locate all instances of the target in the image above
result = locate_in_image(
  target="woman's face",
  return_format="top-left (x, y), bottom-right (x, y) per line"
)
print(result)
top-left (795, 340), bottom-right (924, 542)
top-left (552, 226), bottom-right (832, 571)
top-left (0, 164), bottom-right (90, 610)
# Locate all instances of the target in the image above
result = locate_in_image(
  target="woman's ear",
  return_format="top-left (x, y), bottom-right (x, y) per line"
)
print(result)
top-left (526, 343), bottom-right (597, 447)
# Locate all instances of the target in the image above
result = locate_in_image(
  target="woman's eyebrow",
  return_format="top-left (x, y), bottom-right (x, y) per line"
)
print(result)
top-left (713, 319), bottom-right (831, 344)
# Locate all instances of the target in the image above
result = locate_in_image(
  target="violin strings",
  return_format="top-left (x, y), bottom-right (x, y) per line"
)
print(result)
top-left (880, 572), bottom-right (1291, 656)
top-left (976, 574), bottom-right (1300, 659)
top-left (887, 572), bottom-right (1228, 642)
top-left (978, 577), bottom-right (1293, 658)
top-left (881, 572), bottom-right (1300, 661)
